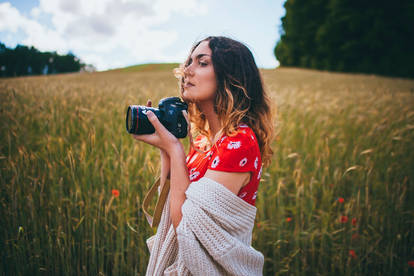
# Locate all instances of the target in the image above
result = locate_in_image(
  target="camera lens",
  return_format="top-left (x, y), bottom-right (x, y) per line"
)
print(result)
top-left (127, 107), bottom-right (133, 132)
top-left (126, 105), bottom-right (156, 134)
top-left (126, 106), bottom-right (138, 133)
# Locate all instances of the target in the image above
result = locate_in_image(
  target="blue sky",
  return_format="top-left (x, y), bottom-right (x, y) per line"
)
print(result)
top-left (0, 0), bottom-right (286, 71)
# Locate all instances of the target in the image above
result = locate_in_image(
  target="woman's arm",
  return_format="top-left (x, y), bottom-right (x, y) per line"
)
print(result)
top-left (132, 109), bottom-right (190, 230)
top-left (144, 100), bottom-right (171, 188)
top-left (160, 149), bottom-right (170, 190)
top-left (168, 144), bottom-right (191, 230)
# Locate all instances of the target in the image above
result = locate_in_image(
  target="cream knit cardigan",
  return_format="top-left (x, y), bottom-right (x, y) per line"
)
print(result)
top-left (145, 177), bottom-right (264, 275)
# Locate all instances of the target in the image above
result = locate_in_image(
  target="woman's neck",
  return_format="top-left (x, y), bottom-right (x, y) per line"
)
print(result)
top-left (196, 101), bottom-right (222, 143)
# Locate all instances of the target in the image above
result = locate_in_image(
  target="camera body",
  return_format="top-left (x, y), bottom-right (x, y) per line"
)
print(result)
top-left (126, 97), bottom-right (188, 138)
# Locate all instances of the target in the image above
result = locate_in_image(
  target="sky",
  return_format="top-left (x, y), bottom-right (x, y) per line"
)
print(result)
top-left (0, 0), bottom-right (286, 71)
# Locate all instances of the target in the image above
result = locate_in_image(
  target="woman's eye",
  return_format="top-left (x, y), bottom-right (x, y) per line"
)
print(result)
top-left (199, 61), bottom-right (208, 66)
top-left (185, 59), bottom-right (192, 67)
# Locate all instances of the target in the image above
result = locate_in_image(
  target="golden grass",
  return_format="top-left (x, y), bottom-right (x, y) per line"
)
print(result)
top-left (1, 67), bottom-right (413, 275)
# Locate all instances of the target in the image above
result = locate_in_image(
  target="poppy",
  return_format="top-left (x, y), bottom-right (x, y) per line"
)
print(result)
top-left (408, 261), bottom-right (414, 267)
top-left (349, 250), bottom-right (357, 259)
top-left (338, 197), bottom-right (344, 203)
top-left (352, 218), bottom-right (357, 226)
top-left (340, 216), bottom-right (348, 223)
top-left (286, 217), bottom-right (292, 222)
top-left (112, 189), bottom-right (120, 197)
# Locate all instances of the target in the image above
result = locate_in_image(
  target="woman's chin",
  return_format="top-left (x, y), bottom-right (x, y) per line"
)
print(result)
top-left (182, 92), bottom-right (195, 103)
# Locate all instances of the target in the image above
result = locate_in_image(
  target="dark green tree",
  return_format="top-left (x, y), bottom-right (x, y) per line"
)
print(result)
top-left (0, 42), bottom-right (85, 77)
top-left (275, 0), bottom-right (414, 78)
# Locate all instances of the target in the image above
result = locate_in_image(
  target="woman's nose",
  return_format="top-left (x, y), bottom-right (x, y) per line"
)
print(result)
top-left (183, 65), bottom-right (194, 77)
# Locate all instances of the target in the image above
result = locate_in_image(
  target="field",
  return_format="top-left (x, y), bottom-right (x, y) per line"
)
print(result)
top-left (1, 67), bottom-right (413, 275)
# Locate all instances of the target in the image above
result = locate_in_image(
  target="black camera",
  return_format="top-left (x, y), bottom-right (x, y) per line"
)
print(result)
top-left (126, 97), bottom-right (188, 138)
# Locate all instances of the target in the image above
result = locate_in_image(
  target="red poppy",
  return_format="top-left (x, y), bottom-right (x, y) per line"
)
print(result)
top-left (286, 217), bottom-right (292, 222)
top-left (256, 222), bottom-right (261, 228)
top-left (351, 233), bottom-right (359, 240)
top-left (352, 218), bottom-right (357, 226)
top-left (349, 250), bottom-right (357, 259)
top-left (338, 197), bottom-right (344, 203)
top-left (340, 216), bottom-right (348, 223)
top-left (408, 261), bottom-right (414, 267)
top-left (112, 189), bottom-right (120, 197)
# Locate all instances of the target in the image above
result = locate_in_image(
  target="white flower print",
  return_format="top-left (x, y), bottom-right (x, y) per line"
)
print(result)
top-left (211, 156), bottom-right (220, 168)
top-left (186, 156), bottom-right (190, 163)
top-left (189, 171), bottom-right (200, 181)
top-left (188, 153), bottom-right (198, 164)
top-left (239, 192), bottom-right (247, 198)
top-left (189, 168), bottom-right (195, 174)
top-left (202, 151), bottom-right (210, 159)
top-left (239, 124), bottom-right (248, 128)
top-left (239, 157), bottom-right (248, 167)
top-left (254, 157), bottom-right (258, 169)
top-left (227, 141), bottom-right (241, 150)
top-left (250, 134), bottom-right (255, 141)
top-left (257, 166), bottom-right (262, 179)
top-left (252, 191), bottom-right (257, 200)
top-left (220, 136), bottom-right (227, 144)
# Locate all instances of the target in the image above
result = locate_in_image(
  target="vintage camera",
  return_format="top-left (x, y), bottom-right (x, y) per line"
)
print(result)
top-left (126, 97), bottom-right (188, 138)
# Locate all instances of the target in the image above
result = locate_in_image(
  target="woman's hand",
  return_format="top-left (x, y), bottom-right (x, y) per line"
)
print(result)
top-left (132, 100), bottom-right (184, 155)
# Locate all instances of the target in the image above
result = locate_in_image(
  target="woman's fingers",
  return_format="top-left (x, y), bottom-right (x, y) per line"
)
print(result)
top-left (132, 134), bottom-right (159, 148)
top-left (182, 110), bottom-right (191, 134)
top-left (146, 111), bottom-right (165, 133)
top-left (131, 103), bottom-right (180, 153)
top-left (132, 133), bottom-right (151, 142)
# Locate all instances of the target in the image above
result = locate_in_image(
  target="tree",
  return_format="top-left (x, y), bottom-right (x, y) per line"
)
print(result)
top-left (275, 0), bottom-right (414, 78)
top-left (0, 42), bottom-right (86, 77)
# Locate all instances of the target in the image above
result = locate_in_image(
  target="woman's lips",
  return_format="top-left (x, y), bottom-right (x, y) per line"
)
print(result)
top-left (184, 82), bottom-right (195, 88)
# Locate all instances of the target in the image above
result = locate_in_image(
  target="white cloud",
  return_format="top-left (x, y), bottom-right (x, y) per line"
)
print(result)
top-left (0, 2), bottom-right (33, 33)
top-left (0, 0), bottom-right (207, 70)
top-left (30, 6), bottom-right (42, 18)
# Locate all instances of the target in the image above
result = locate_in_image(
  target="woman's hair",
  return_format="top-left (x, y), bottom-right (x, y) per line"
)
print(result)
top-left (175, 36), bottom-right (275, 167)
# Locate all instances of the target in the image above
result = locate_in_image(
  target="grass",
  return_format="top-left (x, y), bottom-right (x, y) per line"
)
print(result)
top-left (0, 66), bottom-right (413, 275)
top-left (107, 63), bottom-right (181, 73)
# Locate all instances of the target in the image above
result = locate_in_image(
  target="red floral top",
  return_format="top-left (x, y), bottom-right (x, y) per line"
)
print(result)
top-left (185, 124), bottom-right (262, 206)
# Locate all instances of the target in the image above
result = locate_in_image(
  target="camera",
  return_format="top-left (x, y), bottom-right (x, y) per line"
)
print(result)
top-left (126, 97), bottom-right (188, 138)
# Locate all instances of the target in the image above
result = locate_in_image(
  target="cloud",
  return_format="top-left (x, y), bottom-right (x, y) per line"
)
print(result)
top-left (0, 0), bottom-right (207, 70)
top-left (0, 2), bottom-right (38, 33)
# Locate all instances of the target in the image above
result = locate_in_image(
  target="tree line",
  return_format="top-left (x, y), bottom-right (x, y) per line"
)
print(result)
top-left (0, 42), bottom-right (94, 77)
top-left (274, 0), bottom-right (414, 78)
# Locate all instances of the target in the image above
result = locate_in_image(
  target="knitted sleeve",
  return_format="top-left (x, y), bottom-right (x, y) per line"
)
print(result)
top-left (176, 177), bottom-right (264, 275)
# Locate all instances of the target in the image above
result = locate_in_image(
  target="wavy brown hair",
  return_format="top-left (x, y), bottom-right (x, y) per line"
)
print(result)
top-left (175, 36), bottom-right (275, 167)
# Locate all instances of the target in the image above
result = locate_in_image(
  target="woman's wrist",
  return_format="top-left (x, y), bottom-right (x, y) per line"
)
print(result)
top-left (166, 141), bottom-right (185, 158)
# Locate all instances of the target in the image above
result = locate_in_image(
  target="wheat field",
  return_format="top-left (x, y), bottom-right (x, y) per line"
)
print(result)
top-left (1, 67), bottom-right (413, 275)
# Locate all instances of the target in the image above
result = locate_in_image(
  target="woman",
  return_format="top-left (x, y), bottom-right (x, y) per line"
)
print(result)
top-left (134, 36), bottom-right (274, 275)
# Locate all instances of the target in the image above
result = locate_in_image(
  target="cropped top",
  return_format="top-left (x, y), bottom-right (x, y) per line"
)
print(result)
top-left (185, 124), bottom-right (262, 206)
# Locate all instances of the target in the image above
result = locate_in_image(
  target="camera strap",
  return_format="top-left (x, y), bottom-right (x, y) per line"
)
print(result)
top-left (142, 176), bottom-right (170, 228)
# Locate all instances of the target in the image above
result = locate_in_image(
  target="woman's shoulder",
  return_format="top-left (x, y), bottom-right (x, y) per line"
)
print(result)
top-left (217, 124), bottom-right (259, 150)
top-left (191, 124), bottom-right (259, 152)
top-left (208, 124), bottom-right (261, 172)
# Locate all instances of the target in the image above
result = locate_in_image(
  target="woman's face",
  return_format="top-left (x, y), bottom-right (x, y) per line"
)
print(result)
top-left (182, 41), bottom-right (217, 104)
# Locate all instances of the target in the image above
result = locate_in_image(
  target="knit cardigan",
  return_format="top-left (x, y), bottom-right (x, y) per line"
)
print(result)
top-left (145, 177), bottom-right (264, 275)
